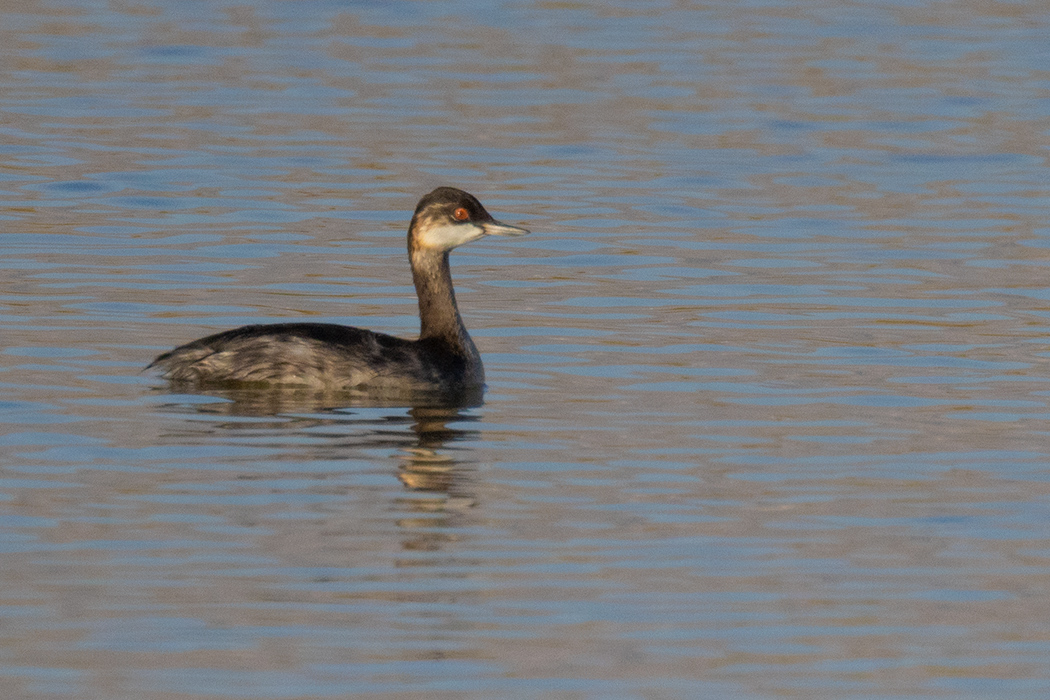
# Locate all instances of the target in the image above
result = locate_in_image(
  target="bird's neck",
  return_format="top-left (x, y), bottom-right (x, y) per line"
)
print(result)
top-left (411, 249), bottom-right (480, 361)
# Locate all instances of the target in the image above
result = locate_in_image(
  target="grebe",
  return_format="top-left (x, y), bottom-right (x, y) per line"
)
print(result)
top-left (149, 187), bottom-right (529, 392)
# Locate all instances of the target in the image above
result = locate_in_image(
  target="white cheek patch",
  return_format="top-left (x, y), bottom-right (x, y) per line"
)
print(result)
top-left (417, 222), bottom-right (486, 251)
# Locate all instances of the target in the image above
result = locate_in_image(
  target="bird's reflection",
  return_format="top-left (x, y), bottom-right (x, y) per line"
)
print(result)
top-left (156, 381), bottom-right (484, 416)
top-left (152, 383), bottom-right (485, 553)
top-left (151, 382), bottom-right (491, 660)
top-left (389, 403), bottom-right (484, 551)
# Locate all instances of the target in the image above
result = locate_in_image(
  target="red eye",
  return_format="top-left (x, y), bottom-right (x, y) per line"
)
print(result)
top-left (453, 207), bottom-right (469, 221)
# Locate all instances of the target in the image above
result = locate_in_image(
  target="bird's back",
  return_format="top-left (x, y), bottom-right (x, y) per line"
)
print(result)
top-left (149, 322), bottom-right (476, 390)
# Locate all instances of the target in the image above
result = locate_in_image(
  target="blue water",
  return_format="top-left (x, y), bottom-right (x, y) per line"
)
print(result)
top-left (2, 1), bottom-right (1050, 698)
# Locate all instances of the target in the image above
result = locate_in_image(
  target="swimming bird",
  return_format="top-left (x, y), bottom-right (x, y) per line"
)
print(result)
top-left (149, 187), bottom-right (529, 393)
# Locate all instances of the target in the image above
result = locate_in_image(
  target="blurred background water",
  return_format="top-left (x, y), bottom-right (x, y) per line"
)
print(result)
top-left (2, 0), bottom-right (1050, 698)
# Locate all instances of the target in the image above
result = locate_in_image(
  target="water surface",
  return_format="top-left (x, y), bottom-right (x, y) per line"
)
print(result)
top-left (2, 1), bottom-right (1050, 698)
